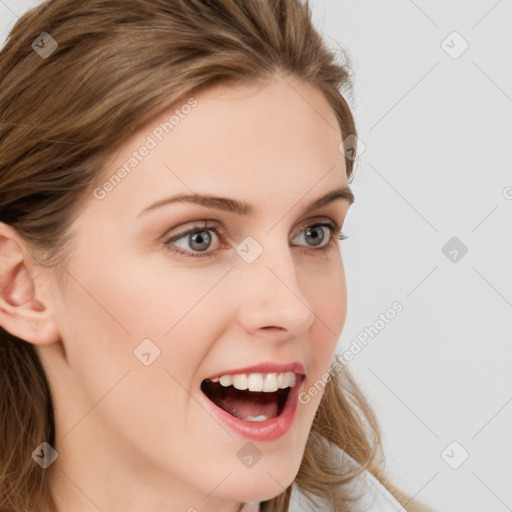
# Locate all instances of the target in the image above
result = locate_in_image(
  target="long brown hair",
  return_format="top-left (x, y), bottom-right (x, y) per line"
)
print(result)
top-left (0, 1), bottom-right (417, 510)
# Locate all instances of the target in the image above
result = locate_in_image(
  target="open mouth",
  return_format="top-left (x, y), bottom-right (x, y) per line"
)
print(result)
top-left (200, 372), bottom-right (303, 422)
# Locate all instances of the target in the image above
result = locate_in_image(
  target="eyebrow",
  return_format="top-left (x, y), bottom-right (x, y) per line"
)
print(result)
top-left (137, 186), bottom-right (354, 218)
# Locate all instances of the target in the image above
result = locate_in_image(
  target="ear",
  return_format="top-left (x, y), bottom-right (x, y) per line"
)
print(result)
top-left (0, 222), bottom-right (60, 345)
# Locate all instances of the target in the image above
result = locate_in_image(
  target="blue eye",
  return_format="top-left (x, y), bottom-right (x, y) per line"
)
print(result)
top-left (293, 223), bottom-right (347, 249)
top-left (163, 221), bottom-right (347, 258)
top-left (163, 221), bottom-right (223, 257)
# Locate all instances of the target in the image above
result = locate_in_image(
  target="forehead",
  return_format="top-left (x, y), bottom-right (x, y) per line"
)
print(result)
top-left (89, 74), bottom-right (348, 219)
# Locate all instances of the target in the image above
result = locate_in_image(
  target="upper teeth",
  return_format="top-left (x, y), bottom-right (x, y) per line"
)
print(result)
top-left (210, 372), bottom-right (296, 392)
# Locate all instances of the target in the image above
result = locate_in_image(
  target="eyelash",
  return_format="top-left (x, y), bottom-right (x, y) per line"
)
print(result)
top-left (162, 220), bottom-right (348, 259)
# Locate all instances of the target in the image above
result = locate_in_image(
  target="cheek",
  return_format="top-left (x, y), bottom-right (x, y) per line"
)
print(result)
top-left (54, 258), bottom-right (231, 460)
top-left (106, 256), bottom-right (234, 339)
top-left (307, 258), bottom-right (348, 352)
top-left (298, 259), bottom-right (346, 422)
top-left (55, 253), bottom-right (216, 394)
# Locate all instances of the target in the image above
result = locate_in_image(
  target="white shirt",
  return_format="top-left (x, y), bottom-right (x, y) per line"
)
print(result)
top-left (241, 447), bottom-right (403, 512)
top-left (287, 465), bottom-right (404, 511)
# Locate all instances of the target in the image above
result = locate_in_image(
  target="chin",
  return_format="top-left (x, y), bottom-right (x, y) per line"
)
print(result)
top-left (219, 462), bottom-right (299, 503)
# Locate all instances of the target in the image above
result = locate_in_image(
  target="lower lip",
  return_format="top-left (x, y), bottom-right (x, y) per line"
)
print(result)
top-left (201, 378), bottom-right (302, 442)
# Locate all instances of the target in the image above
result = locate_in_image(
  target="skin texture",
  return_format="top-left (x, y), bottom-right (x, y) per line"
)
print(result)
top-left (0, 73), bottom-right (352, 512)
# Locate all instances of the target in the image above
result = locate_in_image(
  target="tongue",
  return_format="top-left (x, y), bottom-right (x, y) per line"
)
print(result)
top-left (218, 388), bottom-right (279, 420)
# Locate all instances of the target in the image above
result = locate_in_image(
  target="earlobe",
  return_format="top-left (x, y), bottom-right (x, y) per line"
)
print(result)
top-left (0, 223), bottom-right (60, 346)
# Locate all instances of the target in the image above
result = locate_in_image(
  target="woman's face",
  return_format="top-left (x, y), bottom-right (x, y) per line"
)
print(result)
top-left (42, 74), bottom-right (353, 510)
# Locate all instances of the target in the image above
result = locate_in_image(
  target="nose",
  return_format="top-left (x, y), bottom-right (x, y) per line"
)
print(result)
top-left (233, 237), bottom-right (316, 340)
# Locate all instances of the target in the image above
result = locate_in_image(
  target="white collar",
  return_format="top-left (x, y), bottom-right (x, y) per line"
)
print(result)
top-left (241, 448), bottom-right (403, 511)
top-left (288, 466), bottom-right (404, 511)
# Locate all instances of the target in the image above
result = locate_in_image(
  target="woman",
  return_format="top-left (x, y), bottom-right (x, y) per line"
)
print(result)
top-left (0, 0), bottom-right (435, 510)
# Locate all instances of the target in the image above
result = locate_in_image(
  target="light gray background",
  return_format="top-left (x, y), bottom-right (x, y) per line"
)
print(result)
top-left (1, 1), bottom-right (511, 511)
